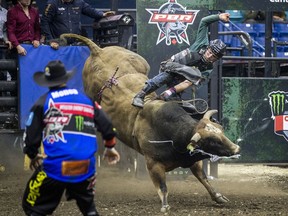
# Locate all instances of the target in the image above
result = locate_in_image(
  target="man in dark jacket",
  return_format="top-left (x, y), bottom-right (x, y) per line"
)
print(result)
top-left (132, 13), bottom-right (229, 108)
top-left (22, 60), bottom-right (120, 216)
top-left (41, 0), bottom-right (115, 49)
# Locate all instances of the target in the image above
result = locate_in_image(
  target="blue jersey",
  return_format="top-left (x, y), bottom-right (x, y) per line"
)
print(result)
top-left (23, 86), bottom-right (116, 183)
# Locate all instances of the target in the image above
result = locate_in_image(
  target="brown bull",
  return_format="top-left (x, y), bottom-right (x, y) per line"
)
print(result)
top-left (61, 33), bottom-right (241, 212)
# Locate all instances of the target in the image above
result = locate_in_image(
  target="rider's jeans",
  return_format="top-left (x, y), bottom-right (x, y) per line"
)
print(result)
top-left (146, 71), bottom-right (183, 90)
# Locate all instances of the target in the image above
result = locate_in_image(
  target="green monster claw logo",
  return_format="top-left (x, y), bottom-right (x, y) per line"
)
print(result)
top-left (268, 91), bottom-right (286, 116)
top-left (75, 116), bottom-right (84, 131)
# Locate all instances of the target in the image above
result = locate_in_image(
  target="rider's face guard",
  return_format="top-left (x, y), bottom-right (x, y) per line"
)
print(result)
top-left (203, 48), bottom-right (219, 63)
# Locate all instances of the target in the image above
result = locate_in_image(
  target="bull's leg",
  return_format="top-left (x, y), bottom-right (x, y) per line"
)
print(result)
top-left (146, 159), bottom-right (170, 212)
top-left (190, 160), bottom-right (229, 204)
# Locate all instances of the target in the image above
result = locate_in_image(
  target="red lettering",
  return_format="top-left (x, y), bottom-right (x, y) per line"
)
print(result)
top-left (151, 13), bottom-right (193, 22)
top-left (45, 116), bottom-right (69, 124)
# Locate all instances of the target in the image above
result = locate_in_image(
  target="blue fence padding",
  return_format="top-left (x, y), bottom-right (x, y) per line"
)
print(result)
top-left (252, 23), bottom-right (265, 35)
top-left (219, 22), bottom-right (233, 45)
top-left (219, 34), bottom-right (232, 46)
top-left (230, 36), bottom-right (242, 47)
top-left (252, 49), bottom-right (264, 57)
top-left (233, 23), bottom-right (257, 38)
top-left (276, 52), bottom-right (288, 57)
top-left (218, 22), bottom-right (223, 31)
top-left (19, 45), bottom-right (90, 129)
top-left (230, 50), bottom-right (241, 56)
top-left (254, 36), bottom-right (265, 46)
top-left (274, 23), bottom-right (288, 33)
top-left (278, 35), bottom-right (288, 42)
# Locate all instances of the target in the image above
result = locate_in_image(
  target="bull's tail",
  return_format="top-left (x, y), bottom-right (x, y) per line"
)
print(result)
top-left (60, 33), bottom-right (102, 57)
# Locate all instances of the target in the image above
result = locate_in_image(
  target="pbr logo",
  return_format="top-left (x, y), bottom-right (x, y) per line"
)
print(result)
top-left (268, 91), bottom-right (288, 141)
top-left (146, 0), bottom-right (199, 46)
top-left (43, 99), bottom-right (71, 144)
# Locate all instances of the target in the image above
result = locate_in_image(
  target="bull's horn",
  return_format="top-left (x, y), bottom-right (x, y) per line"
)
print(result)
top-left (203, 109), bottom-right (218, 120)
top-left (60, 33), bottom-right (102, 57)
top-left (190, 132), bottom-right (201, 142)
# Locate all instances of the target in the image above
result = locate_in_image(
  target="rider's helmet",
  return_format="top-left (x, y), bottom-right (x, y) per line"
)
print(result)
top-left (208, 39), bottom-right (226, 58)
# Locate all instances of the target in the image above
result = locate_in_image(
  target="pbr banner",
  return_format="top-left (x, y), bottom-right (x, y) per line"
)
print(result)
top-left (19, 45), bottom-right (90, 129)
top-left (136, 0), bottom-right (211, 99)
top-left (222, 78), bottom-right (288, 163)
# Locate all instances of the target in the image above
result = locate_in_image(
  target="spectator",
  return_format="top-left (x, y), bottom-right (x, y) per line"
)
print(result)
top-left (0, 0), bottom-right (12, 53)
top-left (6, 0), bottom-right (41, 56)
top-left (132, 13), bottom-right (229, 108)
top-left (243, 10), bottom-right (287, 23)
top-left (273, 11), bottom-right (286, 22)
top-left (22, 60), bottom-right (120, 216)
top-left (0, 0), bottom-right (12, 82)
top-left (242, 11), bottom-right (265, 23)
top-left (41, 0), bottom-right (115, 50)
top-left (31, 0), bottom-right (38, 10)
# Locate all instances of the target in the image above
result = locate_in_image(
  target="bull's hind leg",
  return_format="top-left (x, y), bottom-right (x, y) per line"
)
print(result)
top-left (190, 160), bottom-right (229, 204)
top-left (146, 159), bottom-right (170, 212)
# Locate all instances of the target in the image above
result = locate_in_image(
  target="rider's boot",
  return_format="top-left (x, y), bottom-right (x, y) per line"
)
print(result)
top-left (132, 84), bottom-right (156, 108)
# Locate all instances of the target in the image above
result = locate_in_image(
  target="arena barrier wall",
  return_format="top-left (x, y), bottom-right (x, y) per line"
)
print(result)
top-left (19, 45), bottom-right (90, 129)
top-left (222, 77), bottom-right (288, 163)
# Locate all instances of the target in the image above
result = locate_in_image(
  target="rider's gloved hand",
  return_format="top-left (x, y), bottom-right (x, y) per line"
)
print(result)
top-left (157, 87), bottom-right (176, 101)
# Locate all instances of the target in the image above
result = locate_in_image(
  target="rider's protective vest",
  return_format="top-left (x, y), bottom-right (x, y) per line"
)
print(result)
top-left (171, 48), bottom-right (213, 73)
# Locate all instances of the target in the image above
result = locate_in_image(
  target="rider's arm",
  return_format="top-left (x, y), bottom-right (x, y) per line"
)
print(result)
top-left (158, 80), bottom-right (193, 101)
top-left (190, 13), bottom-right (230, 52)
top-left (174, 80), bottom-right (193, 93)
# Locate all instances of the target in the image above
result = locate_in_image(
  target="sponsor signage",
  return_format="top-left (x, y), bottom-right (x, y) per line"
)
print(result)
top-left (146, 0), bottom-right (199, 46)
top-left (268, 91), bottom-right (288, 141)
top-left (213, 0), bottom-right (288, 11)
top-left (222, 78), bottom-right (288, 162)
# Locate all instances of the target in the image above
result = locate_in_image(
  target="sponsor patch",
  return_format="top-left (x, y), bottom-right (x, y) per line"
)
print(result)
top-left (62, 160), bottom-right (90, 176)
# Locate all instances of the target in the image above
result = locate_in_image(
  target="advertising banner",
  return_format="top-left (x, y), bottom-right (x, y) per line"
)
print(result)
top-left (222, 78), bottom-right (288, 162)
top-left (137, 0), bottom-right (210, 78)
top-left (137, 0), bottom-right (213, 99)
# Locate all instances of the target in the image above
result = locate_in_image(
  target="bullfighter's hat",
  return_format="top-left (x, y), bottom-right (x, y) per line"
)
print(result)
top-left (33, 60), bottom-right (75, 87)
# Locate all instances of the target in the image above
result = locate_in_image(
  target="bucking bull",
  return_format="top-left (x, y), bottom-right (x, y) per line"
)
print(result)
top-left (61, 33), bottom-right (241, 212)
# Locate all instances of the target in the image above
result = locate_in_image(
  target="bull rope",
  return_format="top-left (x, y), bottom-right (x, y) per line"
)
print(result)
top-left (97, 66), bottom-right (119, 103)
top-left (148, 140), bottom-right (188, 154)
top-left (189, 149), bottom-right (241, 162)
top-left (173, 98), bottom-right (209, 114)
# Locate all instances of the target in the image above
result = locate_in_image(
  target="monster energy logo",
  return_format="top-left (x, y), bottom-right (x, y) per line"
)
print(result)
top-left (269, 92), bottom-right (286, 116)
top-left (75, 116), bottom-right (84, 131)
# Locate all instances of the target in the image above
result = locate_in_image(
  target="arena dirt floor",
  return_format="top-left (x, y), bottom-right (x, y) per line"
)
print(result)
top-left (0, 162), bottom-right (288, 216)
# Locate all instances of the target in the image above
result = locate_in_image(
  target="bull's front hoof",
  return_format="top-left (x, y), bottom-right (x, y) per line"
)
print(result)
top-left (213, 193), bottom-right (229, 204)
top-left (160, 204), bottom-right (171, 213)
